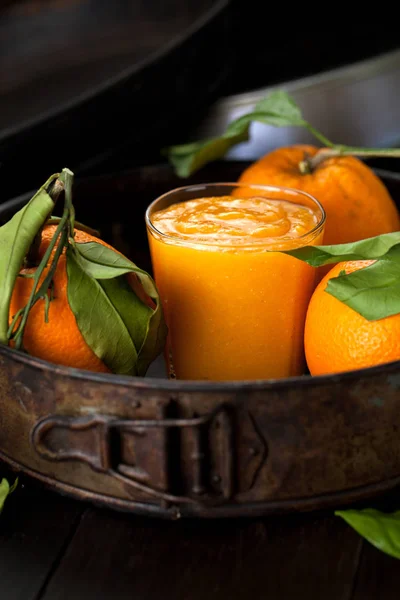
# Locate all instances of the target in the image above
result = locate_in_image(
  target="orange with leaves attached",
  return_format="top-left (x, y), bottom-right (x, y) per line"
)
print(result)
top-left (304, 260), bottom-right (400, 375)
top-left (10, 224), bottom-right (152, 373)
top-left (9, 225), bottom-right (113, 372)
top-left (238, 145), bottom-right (400, 246)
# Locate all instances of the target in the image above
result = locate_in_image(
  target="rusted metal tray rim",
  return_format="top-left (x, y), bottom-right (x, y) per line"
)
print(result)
top-left (2, 344), bottom-right (400, 394)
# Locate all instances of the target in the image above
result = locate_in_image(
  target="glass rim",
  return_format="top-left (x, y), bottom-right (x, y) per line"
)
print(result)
top-left (145, 182), bottom-right (326, 249)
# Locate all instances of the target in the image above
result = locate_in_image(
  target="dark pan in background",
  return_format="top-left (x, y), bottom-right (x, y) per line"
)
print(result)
top-left (0, 0), bottom-right (233, 200)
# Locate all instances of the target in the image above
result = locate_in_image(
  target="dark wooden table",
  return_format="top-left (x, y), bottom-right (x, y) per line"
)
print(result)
top-left (1, 470), bottom-right (399, 600)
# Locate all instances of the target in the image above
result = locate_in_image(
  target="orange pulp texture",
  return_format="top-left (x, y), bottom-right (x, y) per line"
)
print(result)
top-left (148, 195), bottom-right (324, 381)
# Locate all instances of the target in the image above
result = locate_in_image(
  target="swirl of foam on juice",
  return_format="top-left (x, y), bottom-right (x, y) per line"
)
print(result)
top-left (151, 196), bottom-right (319, 247)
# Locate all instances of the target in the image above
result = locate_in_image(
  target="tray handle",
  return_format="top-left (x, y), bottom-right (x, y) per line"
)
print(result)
top-left (31, 407), bottom-right (235, 508)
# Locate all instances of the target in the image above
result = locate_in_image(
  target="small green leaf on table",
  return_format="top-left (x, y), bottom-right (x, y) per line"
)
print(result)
top-left (336, 509), bottom-right (400, 560)
top-left (0, 477), bottom-right (18, 514)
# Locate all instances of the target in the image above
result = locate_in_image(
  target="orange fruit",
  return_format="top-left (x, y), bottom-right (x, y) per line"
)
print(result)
top-left (9, 224), bottom-right (147, 373)
top-left (304, 260), bottom-right (400, 375)
top-left (237, 144), bottom-right (400, 246)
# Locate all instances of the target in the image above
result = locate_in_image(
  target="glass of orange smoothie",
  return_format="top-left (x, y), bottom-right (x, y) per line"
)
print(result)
top-left (145, 183), bottom-right (325, 381)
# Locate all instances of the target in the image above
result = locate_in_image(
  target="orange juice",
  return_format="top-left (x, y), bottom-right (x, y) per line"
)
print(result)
top-left (146, 183), bottom-right (325, 381)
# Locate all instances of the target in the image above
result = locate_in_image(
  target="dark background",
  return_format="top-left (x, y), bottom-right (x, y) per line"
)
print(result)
top-left (1, 5), bottom-right (400, 598)
top-left (224, 4), bottom-right (400, 96)
top-left (0, 0), bottom-right (399, 201)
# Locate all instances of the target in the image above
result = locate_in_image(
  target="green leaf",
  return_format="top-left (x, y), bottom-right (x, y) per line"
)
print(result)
top-left (326, 259), bottom-right (400, 320)
top-left (99, 277), bottom-right (153, 373)
top-left (71, 240), bottom-right (167, 372)
top-left (282, 233), bottom-right (400, 321)
top-left (254, 91), bottom-right (305, 121)
top-left (0, 174), bottom-right (59, 343)
top-left (164, 90), bottom-right (333, 177)
top-left (0, 479), bottom-right (11, 513)
top-left (335, 509), bottom-right (400, 560)
top-left (66, 246), bottom-right (167, 376)
top-left (165, 129), bottom-right (249, 178)
top-left (66, 249), bottom-right (139, 376)
top-left (72, 242), bottom-right (144, 279)
top-left (0, 477), bottom-right (18, 514)
top-left (283, 232), bottom-right (400, 267)
top-left (225, 90), bottom-right (307, 136)
top-left (73, 241), bottom-right (165, 323)
top-left (136, 289), bottom-right (167, 377)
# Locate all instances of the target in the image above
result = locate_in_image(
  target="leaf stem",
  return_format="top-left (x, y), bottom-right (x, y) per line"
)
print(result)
top-left (62, 168), bottom-right (75, 235)
top-left (302, 146), bottom-right (400, 172)
top-left (7, 307), bottom-right (25, 339)
top-left (24, 176), bottom-right (66, 268)
top-left (10, 211), bottom-right (69, 350)
top-left (305, 123), bottom-right (335, 148)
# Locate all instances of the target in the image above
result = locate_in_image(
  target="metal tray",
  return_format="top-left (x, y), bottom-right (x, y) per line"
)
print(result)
top-left (1, 161), bottom-right (400, 520)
